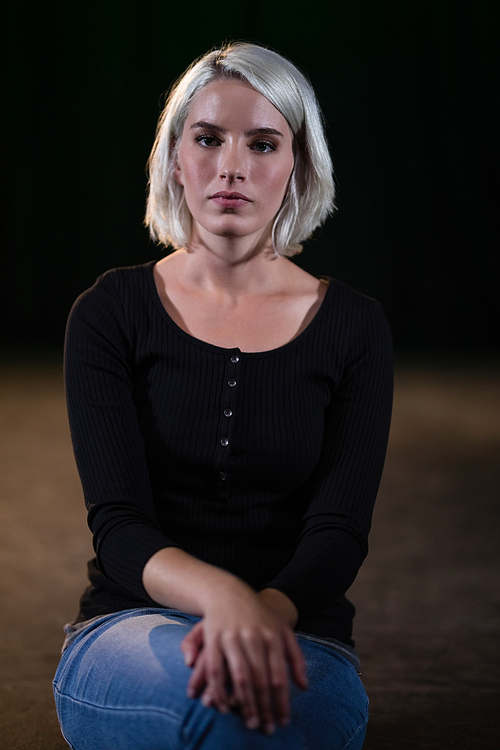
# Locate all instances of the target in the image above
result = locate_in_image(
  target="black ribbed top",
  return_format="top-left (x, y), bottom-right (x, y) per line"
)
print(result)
top-left (65, 260), bottom-right (393, 644)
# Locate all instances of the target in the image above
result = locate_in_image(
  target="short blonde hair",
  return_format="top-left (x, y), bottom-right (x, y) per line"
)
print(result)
top-left (145, 42), bottom-right (335, 257)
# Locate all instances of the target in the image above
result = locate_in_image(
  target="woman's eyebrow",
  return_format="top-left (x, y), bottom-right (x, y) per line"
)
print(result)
top-left (190, 121), bottom-right (284, 138)
top-left (246, 127), bottom-right (284, 138)
top-left (190, 120), bottom-right (225, 132)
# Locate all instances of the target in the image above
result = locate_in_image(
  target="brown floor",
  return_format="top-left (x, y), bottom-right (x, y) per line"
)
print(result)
top-left (0, 364), bottom-right (499, 749)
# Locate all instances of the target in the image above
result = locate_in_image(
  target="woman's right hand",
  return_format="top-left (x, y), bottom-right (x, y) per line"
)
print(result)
top-left (180, 582), bottom-right (308, 734)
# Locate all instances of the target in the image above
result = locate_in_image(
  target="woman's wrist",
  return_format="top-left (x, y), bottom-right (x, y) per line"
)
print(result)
top-left (257, 588), bottom-right (299, 629)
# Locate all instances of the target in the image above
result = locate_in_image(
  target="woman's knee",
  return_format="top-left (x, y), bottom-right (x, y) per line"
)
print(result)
top-left (53, 609), bottom-right (202, 749)
top-left (55, 610), bottom-right (195, 708)
top-left (290, 640), bottom-right (369, 750)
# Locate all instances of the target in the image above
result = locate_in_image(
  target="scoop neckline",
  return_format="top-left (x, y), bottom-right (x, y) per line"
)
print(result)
top-left (145, 259), bottom-right (333, 358)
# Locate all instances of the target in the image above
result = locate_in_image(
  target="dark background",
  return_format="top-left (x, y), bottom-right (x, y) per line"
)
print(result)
top-left (1, 0), bottom-right (498, 358)
top-left (1, 4), bottom-right (499, 748)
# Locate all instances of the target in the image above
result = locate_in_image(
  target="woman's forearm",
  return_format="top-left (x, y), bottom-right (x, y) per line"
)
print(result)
top-left (143, 547), bottom-right (300, 629)
top-left (142, 546), bottom-right (254, 616)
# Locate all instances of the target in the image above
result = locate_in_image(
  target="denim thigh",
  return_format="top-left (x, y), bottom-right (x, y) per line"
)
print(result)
top-left (53, 607), bottom-right (368, 750)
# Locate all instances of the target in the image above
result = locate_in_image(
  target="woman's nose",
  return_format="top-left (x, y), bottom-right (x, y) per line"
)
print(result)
top-left (219, 143), bottom-right (246, 181)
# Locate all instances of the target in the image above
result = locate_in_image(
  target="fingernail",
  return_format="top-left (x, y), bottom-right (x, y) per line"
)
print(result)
top-left (264, 723), bottom-right (275, 735)
top-left (184, 652), bottom-right (192, 666)
top-left (201, 694), bottom-right (211, 707)
top-left (219, 704), bottom-right (229, 714)
top-left (246, 717), bottom-right (260, 730)
top-left (280, 717), bottom-right (290, 727)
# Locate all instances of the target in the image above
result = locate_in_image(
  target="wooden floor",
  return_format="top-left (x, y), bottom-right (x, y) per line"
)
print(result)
top-left (0, 363), bottom-right (499, 749)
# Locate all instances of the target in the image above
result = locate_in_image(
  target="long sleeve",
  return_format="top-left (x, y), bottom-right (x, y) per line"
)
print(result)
top-left (65, 272), bottom-right (179, 601)
top-left (265, 299), bottom-right (393, 622)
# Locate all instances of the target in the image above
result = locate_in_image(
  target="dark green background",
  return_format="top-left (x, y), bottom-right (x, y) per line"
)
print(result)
top-left (2, 0), bottom-right (498, 356)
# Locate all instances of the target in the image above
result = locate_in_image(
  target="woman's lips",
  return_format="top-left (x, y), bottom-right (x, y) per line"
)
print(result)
top-left (210, 192), bottom-right (252, 208)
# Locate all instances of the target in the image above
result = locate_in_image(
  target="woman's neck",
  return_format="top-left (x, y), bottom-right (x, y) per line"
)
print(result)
top-left (169, 237), bottom-right (292, 299)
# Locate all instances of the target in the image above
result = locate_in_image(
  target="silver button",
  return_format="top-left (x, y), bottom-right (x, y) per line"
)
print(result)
top-left (220, 437), bottom-right (229, 447)
top-left (228, 379), bottom-right (237, 388)
top-left (224, 409), bottom-right (233, 417)
top-left (230, 356), bottom-right (240, 364)
top-left (219, 472), bottom-right (227, 481)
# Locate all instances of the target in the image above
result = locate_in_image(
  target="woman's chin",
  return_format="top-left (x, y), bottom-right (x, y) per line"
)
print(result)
top-left (192, 218), bottom-right (274, 248)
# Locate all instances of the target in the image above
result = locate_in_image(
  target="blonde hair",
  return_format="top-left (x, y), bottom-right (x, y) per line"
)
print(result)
top-left (145, 42), bottom-right (335, 257)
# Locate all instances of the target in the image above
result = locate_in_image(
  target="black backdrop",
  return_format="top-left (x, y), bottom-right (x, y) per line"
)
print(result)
top-left (2, 0), bottom-right (498, 356)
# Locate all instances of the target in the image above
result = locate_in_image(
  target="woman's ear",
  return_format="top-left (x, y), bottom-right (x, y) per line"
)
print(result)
top-left (171, 137), bottom-right (184, 186)
top-left (173, 164), bottom-right (184, 186)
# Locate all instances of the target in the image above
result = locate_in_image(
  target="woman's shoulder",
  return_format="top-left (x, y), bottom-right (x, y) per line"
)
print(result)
top-left (67, 260), bottom-right (158, 339)
top-left (303, 271), bottom-right (387, 333)
top-left (316, 277), bottom-right (392, 360)
top-left (87, 260), bottom-right (156, 294)
top-left (71, 260), bottom-right (156, 309)
top-left (288, 260), bottom-right (383, 313)
top-left (325, 276), bottom-right (386, 316)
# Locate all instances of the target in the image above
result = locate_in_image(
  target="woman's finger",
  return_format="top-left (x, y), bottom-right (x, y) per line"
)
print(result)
top-left (221, 632), bottom-right (261, 730)
top-left (186, 649), bottom-right (208, 697)
top-left (180, 621), bottom-right (204, 667)
top-left (203, 638), bottom-right (231, 713)
top-left (187, 647), bottom-right (232, 714)
top-left (239, 630), bottom-right (276, 733)
top-left (283, 629), bottom-right (308, 690)
top-left (265, 636), bottom-right (290, 727)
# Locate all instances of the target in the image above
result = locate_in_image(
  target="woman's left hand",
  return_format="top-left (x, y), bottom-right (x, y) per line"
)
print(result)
top-left (181, 623), bottom-right (233, 712)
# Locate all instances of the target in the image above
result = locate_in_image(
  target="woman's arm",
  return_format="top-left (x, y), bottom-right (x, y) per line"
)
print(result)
top-left (263, 298), bottom-right (393, 625)
top-left (65, 271), bottom-right (183, 599)
top-left (143, 547), bottom-right (298, 627)
top-left (143, 547), bottom-right (306, 734)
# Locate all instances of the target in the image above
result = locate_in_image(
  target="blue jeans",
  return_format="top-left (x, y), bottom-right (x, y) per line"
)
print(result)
top-left (53, 608), bottom-right (368, 750)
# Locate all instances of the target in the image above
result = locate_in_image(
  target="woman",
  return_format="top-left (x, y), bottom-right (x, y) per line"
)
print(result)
top-left (53, 42), bottom-right (393, 750)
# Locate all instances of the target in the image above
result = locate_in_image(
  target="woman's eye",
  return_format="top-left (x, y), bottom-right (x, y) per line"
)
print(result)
top-left (195, 134), bottom-right (220, 147)
top-left (251, 140), bottom-right (276, 153)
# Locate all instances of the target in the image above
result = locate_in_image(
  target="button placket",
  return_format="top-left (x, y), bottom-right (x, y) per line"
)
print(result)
top-left (214, 350), bottom-right (241, 491)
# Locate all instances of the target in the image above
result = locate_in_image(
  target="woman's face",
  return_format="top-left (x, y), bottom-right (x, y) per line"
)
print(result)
top-left (174, 79), bottom-right (295, 248)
